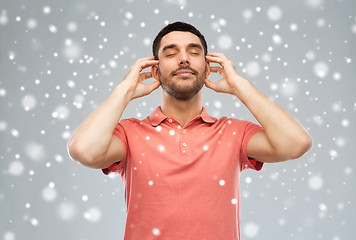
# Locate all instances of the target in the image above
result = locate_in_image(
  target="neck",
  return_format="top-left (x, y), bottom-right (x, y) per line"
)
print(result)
top-left (161, 89), bottom-right (203, 126)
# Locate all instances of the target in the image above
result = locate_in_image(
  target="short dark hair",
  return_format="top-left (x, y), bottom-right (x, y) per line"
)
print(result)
top-left (152, 21), bottom-right (208, 60)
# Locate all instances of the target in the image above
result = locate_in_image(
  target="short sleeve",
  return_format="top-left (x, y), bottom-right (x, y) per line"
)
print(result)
top-left (240, 121), bottom-right (264, 172)
top-left (101, 121), bottom-right (128, 175)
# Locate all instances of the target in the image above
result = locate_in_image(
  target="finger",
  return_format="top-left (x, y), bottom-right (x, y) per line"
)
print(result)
top-left (148, 80), bottom-right (161, 92)
top-left (139, 72), bottom-right (153, 82)
top-left (204, 79), bottom-right (217, 91)
top-left (207, 52), bottom-right (228, 59)
top-left (137, 60), bottom-right (160, 71)
top-left (135, 56), bottom-right (156, 64)
top-left (209, 66), bottom-right (224, 75)
top-left (205, 55), bottom-right (224, 65)
top-left (140, 60), bottom-right (159, 69)
top-left (206, 55), bottom-right (234, 70)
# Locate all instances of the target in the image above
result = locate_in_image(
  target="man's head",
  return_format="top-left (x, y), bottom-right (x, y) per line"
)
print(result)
top-left (151, 22), bottom-right (210, 101)
top-left (152, 21), bottom-right (208, 60)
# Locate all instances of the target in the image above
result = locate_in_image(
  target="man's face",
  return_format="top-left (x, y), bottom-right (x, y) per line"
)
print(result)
top-left (153, 31), bottom-right (210, 101)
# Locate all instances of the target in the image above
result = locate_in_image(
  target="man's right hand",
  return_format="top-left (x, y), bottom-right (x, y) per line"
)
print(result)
top-left (121, 56), bottom-right (160, 100)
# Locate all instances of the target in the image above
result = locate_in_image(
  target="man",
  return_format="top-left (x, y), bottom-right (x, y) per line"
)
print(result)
top-left (67, 22), bottom-right (312, 239)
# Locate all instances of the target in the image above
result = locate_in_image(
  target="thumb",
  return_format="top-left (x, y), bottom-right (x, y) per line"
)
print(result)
top-left (205, 79), bottom-right (217, 91)
top-left (148, 80), bottom-right (161, 93)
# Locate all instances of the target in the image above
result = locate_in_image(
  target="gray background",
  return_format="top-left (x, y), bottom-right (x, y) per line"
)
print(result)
top-left (1, 0), bottom-right (355, 239)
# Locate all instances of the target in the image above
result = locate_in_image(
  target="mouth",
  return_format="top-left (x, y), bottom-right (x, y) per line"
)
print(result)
top-left (175, 70), bottom-right (194, 77)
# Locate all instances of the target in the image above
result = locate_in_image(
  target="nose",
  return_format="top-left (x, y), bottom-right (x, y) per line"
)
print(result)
top-left (179, 52), bottom-right (190, 65)
top-left (180, 59), bottom-right (190, 65)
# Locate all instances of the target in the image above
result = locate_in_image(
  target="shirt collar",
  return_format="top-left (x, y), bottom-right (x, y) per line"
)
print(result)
top-left (149, 106), bottom-right (217, 126)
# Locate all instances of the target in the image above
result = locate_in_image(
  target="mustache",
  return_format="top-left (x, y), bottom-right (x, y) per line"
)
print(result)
top-left (171, 66), bottom-right (198, 76)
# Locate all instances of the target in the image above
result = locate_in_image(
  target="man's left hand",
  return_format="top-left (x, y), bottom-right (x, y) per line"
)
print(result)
top-left (205, 52), bottom-right (242, 95)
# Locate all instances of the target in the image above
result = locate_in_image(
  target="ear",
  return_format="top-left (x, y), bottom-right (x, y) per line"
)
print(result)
top-left (151, 65), bottom-right (159, 80)
top-left (205, 60), bottom-right (211, 79)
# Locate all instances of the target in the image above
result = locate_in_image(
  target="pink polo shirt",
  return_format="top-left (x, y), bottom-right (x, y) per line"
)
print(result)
top-left (102, 106), bottom-right (264, 240)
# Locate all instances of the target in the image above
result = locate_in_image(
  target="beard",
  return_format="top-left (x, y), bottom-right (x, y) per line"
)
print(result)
top-left (158, 65), bottom-right (205, 101)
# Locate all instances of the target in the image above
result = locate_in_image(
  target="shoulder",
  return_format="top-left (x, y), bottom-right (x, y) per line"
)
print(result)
top-left (119, 116), bottom-right (151, 128)
top-left (215, 116), bottom-right (249, 127)
top-left (214, 117), bottom-right (262, 135)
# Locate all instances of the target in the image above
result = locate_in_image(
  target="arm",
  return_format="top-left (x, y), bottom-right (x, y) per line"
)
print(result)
top-left (67, 57), bottom-right (160, 169)
top-left (205, 52), bottom-right (312, 163)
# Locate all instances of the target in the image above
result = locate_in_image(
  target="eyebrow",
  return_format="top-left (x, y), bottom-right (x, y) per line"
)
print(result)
top-left (161, 43), bottom-right (203, 53)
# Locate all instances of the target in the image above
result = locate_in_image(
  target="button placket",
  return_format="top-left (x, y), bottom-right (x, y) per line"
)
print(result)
top-left (180, 127), bottom-right (190, 162)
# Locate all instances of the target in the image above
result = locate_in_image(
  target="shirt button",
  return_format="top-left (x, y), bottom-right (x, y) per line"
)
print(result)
top-left (168, 119), bottom-right (173, 123)
top-left (182, 142), bottom-right (187, 147)
top-left (183, 129), bottom-right (187, 133)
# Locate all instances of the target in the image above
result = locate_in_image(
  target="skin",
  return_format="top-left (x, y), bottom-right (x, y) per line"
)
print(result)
top-left (151, 31), bottom-right (210, 126)
top-left (150, 31), bottom-right (312, 163)
top-left (68, 30), bottom-right (312, 168)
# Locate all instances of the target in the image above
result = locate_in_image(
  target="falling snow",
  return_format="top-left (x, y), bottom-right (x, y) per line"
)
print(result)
top-left (7, 161), bottom-right (24, 176)
top-left (267, 6), bottom-right (282, 22)
top-left (217, 34), bottom-right (233, 50)
top-left (308, 175), bottom-right (324, 190)
top-left (57, 202), bottom-right (76, 221)
top-left (243, 222), bottom-right (260, 238)
top-left (83, 207), bottom-right (102, 222)
top-left (0, 0), bottom-right (355, 239)
top-left (152, 227), bottom-right (161, 236)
